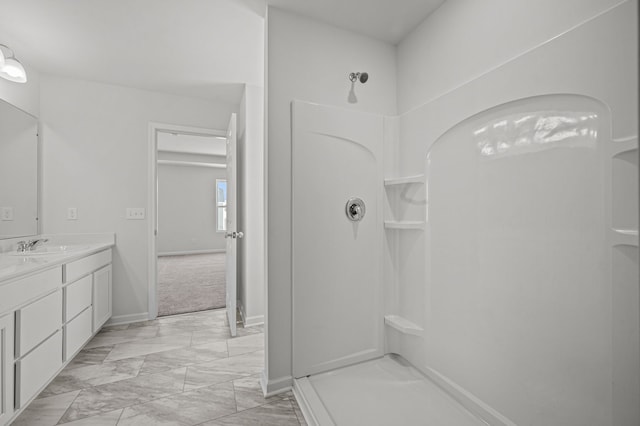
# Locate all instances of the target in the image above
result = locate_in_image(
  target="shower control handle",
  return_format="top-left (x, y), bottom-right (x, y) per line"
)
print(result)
top-left (346, 197), bottom-right (366, 222)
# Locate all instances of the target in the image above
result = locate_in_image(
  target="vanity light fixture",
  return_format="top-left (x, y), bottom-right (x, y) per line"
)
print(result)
top-left (0, 44), bottom-right (27, 83)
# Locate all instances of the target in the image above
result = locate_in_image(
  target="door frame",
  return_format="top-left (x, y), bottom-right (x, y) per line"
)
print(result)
top-left (147, 122), bottom-right (227, 320)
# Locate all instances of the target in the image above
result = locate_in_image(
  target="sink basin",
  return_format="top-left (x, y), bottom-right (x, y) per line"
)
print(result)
top-left (7, 245), bottom-right (91, 256)
top-left (0, 256), bottom-right (46, 272)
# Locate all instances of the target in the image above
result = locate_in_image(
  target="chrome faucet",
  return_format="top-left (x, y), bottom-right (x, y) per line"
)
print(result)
top-left (16, 239), bottom-right (49, 252)
top-left (27, 238), bottom-right (48, 250)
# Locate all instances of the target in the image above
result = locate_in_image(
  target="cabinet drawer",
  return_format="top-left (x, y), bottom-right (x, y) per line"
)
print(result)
top-left (65, 275), bottom-right (92, 322)
top-left (0, 267), bottom-right (62, 315)
top-left (64, 307), bottom-right (92, 361)
top-left (16, 290), bottom-right (62, 357)
top-left (65, 249), bottom-right (112, 283)
top-left (15, 330), bottom-right (62, 408)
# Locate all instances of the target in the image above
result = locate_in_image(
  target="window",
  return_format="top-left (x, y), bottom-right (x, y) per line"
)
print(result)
top-left (216, 179), bottom-right (227, 232)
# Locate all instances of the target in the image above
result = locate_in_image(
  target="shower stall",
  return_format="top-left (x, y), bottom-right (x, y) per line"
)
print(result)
top-left (287, 3), bottom-right (638, 426)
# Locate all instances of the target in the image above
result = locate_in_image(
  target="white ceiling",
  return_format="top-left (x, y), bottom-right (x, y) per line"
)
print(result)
top-left (0, 0), bottom-right (444, 104)
top-left (268, 0), bottom-right (445, 44)
top-left (0, 0), bottom-right (265, 104)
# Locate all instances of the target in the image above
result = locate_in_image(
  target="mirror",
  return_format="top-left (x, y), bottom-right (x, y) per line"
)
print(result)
top-left (0, 99), bottom-right (38, 239)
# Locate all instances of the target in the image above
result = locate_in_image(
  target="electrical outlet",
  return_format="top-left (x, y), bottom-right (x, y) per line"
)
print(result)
top-left (126, 208), bottom-right (145, 220)
top-left (1, 207), bottom-right (13, 221)
top-left (67, 207), bottom-right (77, 220)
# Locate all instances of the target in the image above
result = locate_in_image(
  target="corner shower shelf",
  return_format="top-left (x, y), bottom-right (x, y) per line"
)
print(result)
top-left (384, 174), bottom-right (425, 186)
top-left (384, 221), bottom-right (425, 230)
top-left (611, 229), bottom-right (639, 247)
top-left (610, 136), bottom-right (638, 157)
top-left (384, 315), bottom-right (423, 336)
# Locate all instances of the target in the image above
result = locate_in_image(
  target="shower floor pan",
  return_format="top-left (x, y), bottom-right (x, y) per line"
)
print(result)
top-left (293, 355), bottom-right (487, 426)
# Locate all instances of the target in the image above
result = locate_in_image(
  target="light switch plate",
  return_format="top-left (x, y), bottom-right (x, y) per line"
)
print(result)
top-left (1, 207), bottom-right (13, 221)
top-left (126, 208), bottom-right (145, 220)
top-left (67, 207), bottom-right (77, 220)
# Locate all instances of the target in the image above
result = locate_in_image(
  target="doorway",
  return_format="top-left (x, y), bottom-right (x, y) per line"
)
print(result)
top-left (148, 123), bottom-right (230, 320)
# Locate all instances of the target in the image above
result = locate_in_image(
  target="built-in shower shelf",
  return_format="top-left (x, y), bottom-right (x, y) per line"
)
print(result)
top-left (384, 174), bottom-right (425, 186)
top-left (611, 229), bottom-right (639, 247)
top-left (384, 221), bottom-right (425, 230)
top-left (384, 315), bottom-right (423, 336)
top-left (610, 136), bottom-right (638, 157)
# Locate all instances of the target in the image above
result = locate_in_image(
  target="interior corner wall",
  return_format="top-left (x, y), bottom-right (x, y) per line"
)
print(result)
top-left (237, 87), bottom-right (247, 317)
top-left (39, 74), bottom-right (237, 322)
top-left (0, 63), bottom-right (40, 117)
top-left (157, 158), bottom-right (227, 255)
top-left (396, 0), bottom-right (626, 114)
top-left (265, 6), bottom-right (397, 390)
top-left (239, 84), bottom-right (265, 326)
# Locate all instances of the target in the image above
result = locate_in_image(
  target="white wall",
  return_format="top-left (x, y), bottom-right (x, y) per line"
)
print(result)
top-left (396, 0), bottom-right (625, 114)
top-left (237, 84), bottom-right (265, 326)
top-left (39, 74), bottom-right (236, 323)
top-left (265, 7), bottom-right (397, 393)
top-left (392, 1), bottom-right (638, 425)
top-left (157, 156), bottom-right (227, 255)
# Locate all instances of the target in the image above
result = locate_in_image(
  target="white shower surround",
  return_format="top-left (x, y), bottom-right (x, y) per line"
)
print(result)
top-left (391, 2), bottom-right (638, 425)
top-left (290, 1), bottom-right (638, 425)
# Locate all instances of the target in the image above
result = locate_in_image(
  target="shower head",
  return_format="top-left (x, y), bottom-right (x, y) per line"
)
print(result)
top-left (349, 72), bottom-right (369, 84)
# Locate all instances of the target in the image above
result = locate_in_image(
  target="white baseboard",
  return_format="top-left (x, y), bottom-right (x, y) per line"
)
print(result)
top-left (423, 366), bottom-right (516, 426)
top-left (158, 249), bottom-right (225, 257)
top-left (243, 314), bottom-right (264, 327)
top-left (238, 301), bottom-right (264, 327)
top-left (260, 371), bottom-right (292, 397)
top-left (106, 312), bottom-right (150, 326)
top-left (293, 377), bottom-right (335, 426)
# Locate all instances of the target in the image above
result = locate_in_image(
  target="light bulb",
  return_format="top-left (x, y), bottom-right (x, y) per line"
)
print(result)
top-left (0, 57), bottom-right (27, 83)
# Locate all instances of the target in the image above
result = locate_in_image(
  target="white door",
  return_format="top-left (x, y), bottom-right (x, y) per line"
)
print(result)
top-left (292, 101), bottom-right (384, 377)
top-left (225, 113), bottom-right (239, 337)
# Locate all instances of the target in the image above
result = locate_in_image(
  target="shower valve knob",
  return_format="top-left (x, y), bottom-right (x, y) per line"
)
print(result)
top-left (346, 197), bottom-right (366, 222)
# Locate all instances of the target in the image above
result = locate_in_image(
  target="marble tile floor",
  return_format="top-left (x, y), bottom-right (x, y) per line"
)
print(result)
top-left (12, 309), bottom-right (306, 426)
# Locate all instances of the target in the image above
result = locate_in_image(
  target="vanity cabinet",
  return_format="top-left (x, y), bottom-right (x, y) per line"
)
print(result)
top-left (63, 274), bottom-right (92, 360)
top-left (62, 249), bottom-right (112, 361)
top-left (0, 246), bottom-right (113, 424)
top-left (0, 314), bottom-right (14, 424)
top-left (12, 275), bottom-right (64, 408)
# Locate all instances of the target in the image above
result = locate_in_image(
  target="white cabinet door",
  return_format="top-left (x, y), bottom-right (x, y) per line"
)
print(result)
top-left (92, 265), bottom-right (112, 332)
top-left (0, 314), bottom-right (13, 425)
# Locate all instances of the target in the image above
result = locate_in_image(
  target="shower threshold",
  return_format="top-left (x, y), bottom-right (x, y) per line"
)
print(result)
top-left (293, 355), bottom-right (488, 426)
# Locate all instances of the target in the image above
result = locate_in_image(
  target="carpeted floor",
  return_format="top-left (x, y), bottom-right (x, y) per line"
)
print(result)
top-left (157, 252), bottom-right (226, 317)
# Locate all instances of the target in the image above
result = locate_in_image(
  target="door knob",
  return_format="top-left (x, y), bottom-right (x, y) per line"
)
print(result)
top-left (225, 231), bottom-right (245, 239)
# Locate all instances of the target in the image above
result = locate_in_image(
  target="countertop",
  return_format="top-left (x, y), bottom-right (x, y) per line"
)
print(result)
top-left (0, 234), bottom-right (115, 283)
